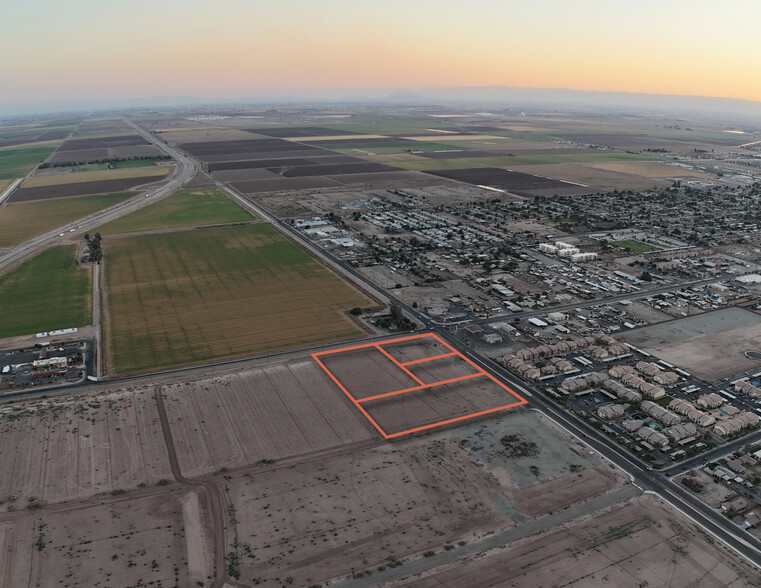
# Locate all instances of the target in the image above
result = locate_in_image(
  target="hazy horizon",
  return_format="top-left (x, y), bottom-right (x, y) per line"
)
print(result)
top-left (3, 0), bottom-right (760, 118)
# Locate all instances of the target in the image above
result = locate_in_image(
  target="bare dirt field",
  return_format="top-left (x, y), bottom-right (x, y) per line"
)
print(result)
top-left (103, 223), bottom-right (373, 375)
top-left (425, 167), bottom-right (589, 197)
top-left (57, 134), bottom-right (148, 151)
top-left (0, 387), bottom-right (171, 507)
top-left (224, 410), bottom-right (621, 586)
top-left (24, 165), bottom-right (170, 187)
top-left (314, 334), bottom-right (527, 437)
top-left (10, 173), bottom-right (170, 202)
top-left (160, 358), bottom-right (376, 478)
top-left (158, 127), bottom-right (259, 143)
top-left (619, 308), bottom-right (761, 380)
top-left (1, 486), bottom-right (214, 587)
top-left (47, 145), bottom-right (162, 164)
top-left (391, 494), bottom-right (761, 588)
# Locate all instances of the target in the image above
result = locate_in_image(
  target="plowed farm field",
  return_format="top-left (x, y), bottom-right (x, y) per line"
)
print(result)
top-left (103, 224), bottom-right (373, 375)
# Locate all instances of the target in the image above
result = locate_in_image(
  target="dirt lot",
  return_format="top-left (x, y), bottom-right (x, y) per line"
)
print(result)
top-left (619, 308), bottom-right (761, 380)
top-left (0, 387), bottom-right (171, 507)
top-left (224, 410), bottom-right (621, 586)
top-left (208, 154), bottom-right (357, 172)
top-left (390, 494), bottom-right (761, 587)
top-left (160, 359), bottom-right (376, 478)
top-left (103, 224), bottom-right (373, 374)
top-left (315, 335), bottom-right (526, 436)
top-left (254, 126), bottom-right (360, 137)
top-left (158, 127), bottom-right (258, 143)
top-left (675, 469), bottom-right (736, 508)
top-left (1, 486), bottom-right (213, 587)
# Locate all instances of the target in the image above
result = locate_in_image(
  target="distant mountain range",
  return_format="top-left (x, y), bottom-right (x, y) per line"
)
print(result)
top-left (3, 85), bottom-right (761, 123)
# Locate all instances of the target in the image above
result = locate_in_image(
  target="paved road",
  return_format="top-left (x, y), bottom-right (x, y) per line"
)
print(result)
top-left (5, 128), bottom-right (758, 583)
top-left (179, 142), bottom-right (761, 570)
top-left (661, 430), bottom-right (761, 477)
top-left (440, 336), bottom-right (761, 565)
top-left (336, 484), bottom-right (641, 587)
top-left (0, 121), bottom-right (197, 277)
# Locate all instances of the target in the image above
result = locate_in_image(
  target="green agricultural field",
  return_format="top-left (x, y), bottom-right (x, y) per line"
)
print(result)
top-left (0, 245), bottom-right (91, 338)
top-left (0, 143), bottom-right (59, 179)
top-left (391, 152), bottom-right (652, 171)
top-left (97, 188), bottom-right (254, 234)
top-left (0, 192), bottom-right (134, 247)
top-left (613, 239), bottom-right (660, 253)
top-left (103, 224), bottom-right (373, 375)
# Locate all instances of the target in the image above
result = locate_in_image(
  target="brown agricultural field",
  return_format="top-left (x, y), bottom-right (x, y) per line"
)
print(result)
top-left (391, 494), bottom-right (761, 588)
top-left (24, 165), bottom-right (170, 187)
top-left (157, 127), bottom-right (259, 144)
top-left (0, 387), bottom-right (172, 507)
top-left (102, 223), bottom-right (373, 375)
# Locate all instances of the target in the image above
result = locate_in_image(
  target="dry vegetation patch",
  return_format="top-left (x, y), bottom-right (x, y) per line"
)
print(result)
top-left (1, 488), bottom-right (213, 587)
top-left (0, 387), bottom-right (171, 507)
top-left (392, 494), bottom-right (761, 587)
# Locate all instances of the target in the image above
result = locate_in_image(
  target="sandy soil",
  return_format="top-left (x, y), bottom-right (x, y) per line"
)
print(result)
top-left (1, 487), bottom-right (213, 587)
top-left (223, 410), bottom-right (622, 586)
top-left (161, 359), bottom-right (376, 478)
top-left (0, 386), bottom-right (172, 507)
top-left (390, 494), bottom-right (761, 588)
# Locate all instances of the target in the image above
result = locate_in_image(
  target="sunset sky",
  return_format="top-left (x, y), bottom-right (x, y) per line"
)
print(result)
top-left (2, 0), bottom-right (759, 112)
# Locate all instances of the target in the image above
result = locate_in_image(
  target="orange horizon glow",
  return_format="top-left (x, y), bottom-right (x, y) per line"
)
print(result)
top-left (2, 0), bottom-right (760, 110)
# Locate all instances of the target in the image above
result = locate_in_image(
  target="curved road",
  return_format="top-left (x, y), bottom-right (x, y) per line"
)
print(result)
top-left (0, 121), bottom-right (197, 277)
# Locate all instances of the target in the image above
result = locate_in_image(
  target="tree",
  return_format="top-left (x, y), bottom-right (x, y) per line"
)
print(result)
top-left (641, 271), bottom-right (653, 282)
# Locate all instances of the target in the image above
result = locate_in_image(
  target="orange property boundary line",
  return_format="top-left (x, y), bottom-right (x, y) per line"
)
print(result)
top-left (312, 333), bottom-right (528, 439)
